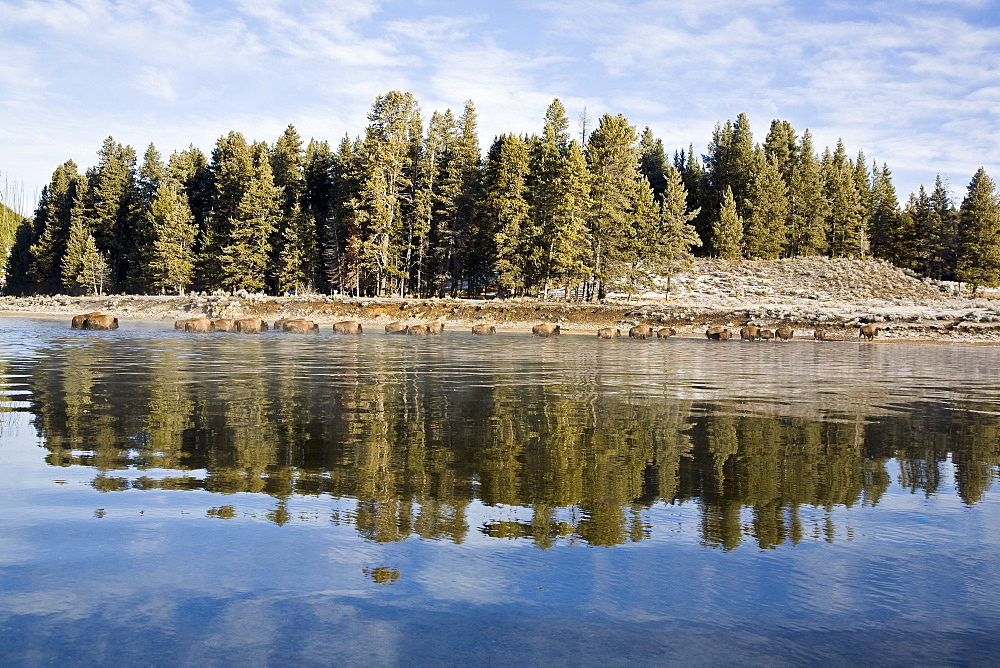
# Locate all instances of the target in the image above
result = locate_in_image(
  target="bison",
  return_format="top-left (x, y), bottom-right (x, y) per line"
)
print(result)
top-left (212, 318), bottom-right (236, 332)
top-left (629, 324), bottom-right (654, 340)
top-left (859, 323), bottom-right (878, 340)
top-left (706, 327), bottom-right (732, 340)
top-left (406, 324), bottom-right (429, 336)
top-left (813, 329), bottom-right (827, 341)
top-left (81, 314), bottom-right (118, 330)
top-left (426, 322), bottom-right (445, 335)
top-left (333, 320), bottom-right (363, 335)
top-left (740, 325), bottom-right (760, 341)
top-left (235, 317), bottom-right (268, 334)
top-left (758, 329), bottom-right (774, 341)
top-left (281, 319), bottom-right (319, 334)
top-left (532, 322), bottom-right (560, 337)
top-left (71, 312), bottom-right (104, 329)
top-left (184, 317), bottom-right (215, 333)
top-left (705, 325), bottom-right (729, 341)
top-left (597, 327), bottom-right (621, 339)
top-left (775, 325), bottom-right (794, 341)
top-left (471, 324), bottom-right (497, 335)
top-left (385, 321), bottom-right (408, 335)
top-left (656, 327), bottom-right (677, 338)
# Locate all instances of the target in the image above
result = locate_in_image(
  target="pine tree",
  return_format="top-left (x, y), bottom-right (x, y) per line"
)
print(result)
top-left (482, 134), bottom-right (530, 296)
top-left (131, 143), bottom-right (165, 291)
top-left (712, 187), bottom-right (743, 259)
top-left (89, 137), bottom-right (138, 287)
top-left (823, 140), bottom-right (865, 256)
top-left (586, 113), bottom-right (646, 300)
top-left (743, 151), bottom-right (788, 259)
top-left (220, 142), bottom-right (279, 292)
top-left (527, 99), bottom-right (592, 297)
top-left (60, 201), bottom-right (92, 293)
top-left (675, 145), bottom-right (710, 250)
top-left (75, 233), bottom-right (111, 295)
top-left (547, 140), bottom-right (591, 298)
top-left (147, 178), bottom-right (197, 295)
top-left (705, 114), bottom-right (755, 222)
top-left (920, 176), bottom-right (959, 280)
top-left (30, 161), bottom-right (81, 293)
top-left (302, 139), bottom-right (337, 292)
top-left (869, 164), bottom-right (906, 265)
top-left (327, 135), bottom-right (364, 295)
top-left (638, 127), bottom-right (667, 202)
top-left (276, 202), bottom-right (318, 294)
top-left (270, 124), bottom-right (305, 215)
top-left (354, 91), bottom-right (421, 296)
top-left (786, 130), bottom-right (828, 256)
top-left (956, 168), bottom-right (1000, 292)
top-left (202, 131), bottom-right (255, 288)
top-left (644, 164), bottom-right (701, 296)
top-left (270, 126), bottom-right (318, 293)
top-left (763, 120), bottom-right (798, 183)
top-left (450, 100), bottom-right (484, 295)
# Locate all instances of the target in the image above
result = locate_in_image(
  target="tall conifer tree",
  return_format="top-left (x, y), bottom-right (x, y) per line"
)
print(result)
top-left (956, 168), bottom-right (1000, 292)
top-left (30, 161), bottom-right (81, 293)
top-left (147, 177), bottom-right (197, 295)
top-left (712, 187), bottom-right (743, 259)
top-left (744, 152), bottom-right (788, 259)
top-left (220, 142), bottom-right (279, 292)
top-left (482, 134), bottom-right (530, 296)
top-left (786, 130), bottom-right (828, 256)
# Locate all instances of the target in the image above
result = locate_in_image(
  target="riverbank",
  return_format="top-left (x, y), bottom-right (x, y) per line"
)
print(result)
top-left (3, 257), bottom-right (1000, 343)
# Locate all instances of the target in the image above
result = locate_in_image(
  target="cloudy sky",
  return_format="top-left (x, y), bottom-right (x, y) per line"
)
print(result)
top-left (1, 0), bottom-right (997, 212)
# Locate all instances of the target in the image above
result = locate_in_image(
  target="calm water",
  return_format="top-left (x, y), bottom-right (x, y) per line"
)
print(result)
top-left (1, 315), bottom-right (999, 666)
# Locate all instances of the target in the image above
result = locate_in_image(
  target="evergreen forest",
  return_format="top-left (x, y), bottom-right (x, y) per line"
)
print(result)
top-left (5, 92), bottom-right (1000, 299)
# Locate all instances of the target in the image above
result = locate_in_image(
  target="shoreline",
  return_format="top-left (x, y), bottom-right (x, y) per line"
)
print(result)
top-left (3, 292), bottom-right (1000, 345)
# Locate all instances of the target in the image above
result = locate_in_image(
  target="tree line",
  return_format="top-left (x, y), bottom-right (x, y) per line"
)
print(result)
top-left (5, 92), bottom-right (1000, 298)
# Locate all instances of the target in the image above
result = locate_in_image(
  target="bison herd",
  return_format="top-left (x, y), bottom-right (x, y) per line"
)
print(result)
top-left (71, 313), bottom-right (880, 341)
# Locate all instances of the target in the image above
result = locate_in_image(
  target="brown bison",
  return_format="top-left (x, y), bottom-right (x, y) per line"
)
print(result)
top-left (707, 328), bottom-right (732, 340)
top-left (740, 325), bottom-right (760, 341)
top-left (184, 317), bottom-right (215, 333)
top-left (813, 329), bottom-right (827, 341)
top-left (173, 318), bottom-right (192, 330)
top-left (281, 319), bottom-right (319, 334)
top-left (471, 324), bottom-right (497, 335)
top-left (758, 329), bottom-right (774, 341)
top-left (775, 325), bottom-right (794, 341)
top-left (597, 327), bottom-right (622, 339)
top-left (212, 318), bottom-right (237, 332)
top-left (71, 312), bottom-right (103, 329)
top-left (426, 322), bottom-right (445, 335)
top-left (81, 314), bottom-right (118, 330)
top-left (532, 322), bottom-right (560, 337)
top-left (235, 317), bottom-right (268, 333)
top-left (859, 323), bottom-right (878, 340)
top-left (385, 321), bottom-right (408, 334)
top-left (333, 320), bottom-right (363, 335)
top-left (656, 327), bottom-right (677, 338)
top-left (406, 324), bottom-right (429, 336)
top-left (629, 324), bottom-right (654, 340)
top-left (705, 326), bottom-right (728, 340)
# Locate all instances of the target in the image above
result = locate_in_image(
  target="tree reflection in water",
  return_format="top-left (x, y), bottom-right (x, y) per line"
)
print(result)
top-left (19, 334), bottom-right (1000, 550)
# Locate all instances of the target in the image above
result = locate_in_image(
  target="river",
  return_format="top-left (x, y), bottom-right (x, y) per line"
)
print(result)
top-left (1, 315), bottom-right (998, 665)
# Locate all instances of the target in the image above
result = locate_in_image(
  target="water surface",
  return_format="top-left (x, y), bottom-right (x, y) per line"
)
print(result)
top-left (1, 315), bottom-right (999, 665)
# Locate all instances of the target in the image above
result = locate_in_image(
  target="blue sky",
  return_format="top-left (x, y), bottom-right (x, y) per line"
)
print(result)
top-left (1, 0), bottom-right (998, 213)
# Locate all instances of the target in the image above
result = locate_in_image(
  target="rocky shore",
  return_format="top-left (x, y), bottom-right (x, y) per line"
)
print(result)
top-left (3, 257), bottom-right (1000, 343)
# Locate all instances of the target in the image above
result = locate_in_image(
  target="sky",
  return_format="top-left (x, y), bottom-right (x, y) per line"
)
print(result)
top-left (1, 0), bottom-right (998, 214)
